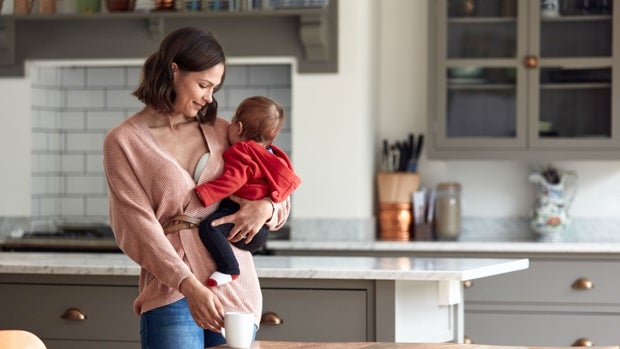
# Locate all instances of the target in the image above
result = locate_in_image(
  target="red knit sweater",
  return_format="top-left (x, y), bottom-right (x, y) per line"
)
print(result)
top-left (195, 140), bottom-right (301, 207)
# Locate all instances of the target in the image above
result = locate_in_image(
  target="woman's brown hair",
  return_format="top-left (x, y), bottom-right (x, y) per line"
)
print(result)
top-left (133, 27), bottom-right (226, 125)
top-left (233, 96), bottom-right (285, 146)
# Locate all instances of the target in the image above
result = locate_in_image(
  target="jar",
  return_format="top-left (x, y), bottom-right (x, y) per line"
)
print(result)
top-left (434, 182), bottom-right (462, 240)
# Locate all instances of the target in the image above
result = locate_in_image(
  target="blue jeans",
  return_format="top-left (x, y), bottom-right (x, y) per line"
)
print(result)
top-left (140, 298), bottom-right (257, 349)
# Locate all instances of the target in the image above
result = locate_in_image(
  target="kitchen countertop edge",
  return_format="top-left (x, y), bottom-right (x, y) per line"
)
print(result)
top-left (0, 252), bottom-right (528, 281)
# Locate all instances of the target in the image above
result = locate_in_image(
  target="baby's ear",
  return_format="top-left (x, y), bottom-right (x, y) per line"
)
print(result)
top-left (236, 121), bottom-right (244, 135)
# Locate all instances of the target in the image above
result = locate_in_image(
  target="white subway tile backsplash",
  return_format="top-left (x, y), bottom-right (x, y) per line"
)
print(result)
top-left (67, 90), bottom-right (105, 108)
top-left (61, 154), bottom-right (84, 172)
top-left (106, 89), bottom-right (144, 109)
top-left (30, 63), bottom-right (292, 223)
top-left (228, 88), bottom-right (269, 108)
top-left (60, 111), bottom-right (86, 130)
top-left (31, 131), bottom-right (50, 151)
top-left (86, 197), bottom-right (109, 216)
top-left (65, 175), bottom-right (105, 195)
top-left (224, 65), bottom-right (248, 86)
top-left (273, 129), bottom-right (291, 151)
top-left (248, 65), bottom-right (290, 86)
top-left (31, 87), bottom-right (48, 108)
top-left (38, 67), bottom-right (61, 86)
top-left (66, 133), bottom-right (104, 152)
top-left (87, 110), bottom-right (127, 130)
top-left (87, 67), bottom-right (126, 87)
top-left (47, 89), bottom-right (65, 108)
top-left (269, 87), bottom-right (292, 108)
top-left (32, 176), bottom-right (62, 195)
top-left (36, 110), bottom-right (60, 130)
top-left (48, 132), bottom-right (63, 152)
top-left (39, 197), bottom-right (61, 216)
top-left (61, 67), bottom-right (86, 87)
top-left (86, 154), bottom-right (104, 173)
top-left (34, 154), bottom-right (60, 174)
top-left (126, 67), bottom-right (142, 87)
top-left (60, 197), bottom-right (85, 216)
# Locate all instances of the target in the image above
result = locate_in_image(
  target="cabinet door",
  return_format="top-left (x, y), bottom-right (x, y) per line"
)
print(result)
top-left (258, 288), bottom-right (368, 342)
top-left (430, 0), bottom-right (620, 158)
top-left (0, 283), bottom-right (139, 343)
top-left (465, 311), bottom-right (620, 346)
top-left (528, 0), bottom-right (620, 149)
top-left (432, 0), bottom-right (528, 151)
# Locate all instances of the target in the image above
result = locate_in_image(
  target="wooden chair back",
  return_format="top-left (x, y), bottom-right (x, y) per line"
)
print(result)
top-left (0, 330), bottom-right (47, 349)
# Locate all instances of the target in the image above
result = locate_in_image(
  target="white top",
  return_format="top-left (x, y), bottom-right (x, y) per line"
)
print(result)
top-left (0, 252), bottom-right (528, 281)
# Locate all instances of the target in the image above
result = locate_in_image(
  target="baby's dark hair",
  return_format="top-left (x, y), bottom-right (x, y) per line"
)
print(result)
top-left (233, 96), bottom-right (284, 146)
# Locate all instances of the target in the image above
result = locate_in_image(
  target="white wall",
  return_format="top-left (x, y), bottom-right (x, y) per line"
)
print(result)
top-left (291, 0), bottom-right (377, 219)
top-left (1, 0), bottom-right (620, 220)
top-left (291, 0), bottom-right (620, 220)
top-left (0, 78), bottom-right (31, 215)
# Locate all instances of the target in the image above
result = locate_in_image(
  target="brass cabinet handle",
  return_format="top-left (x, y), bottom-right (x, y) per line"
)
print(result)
top-left (260, 311), bottom-right (283, 325)
top-left (463, 280), bottom-right (473, 288)
top-left (571, 277), bottom-right (594, 290)
top-left (61, 307), bottom-right (87, 321)
top-left (463, 335), bottom-right (473, 344)
top-left (573, 337), bottom-right (593, 347)
top-left (524, 55), bottom-right (538, 69)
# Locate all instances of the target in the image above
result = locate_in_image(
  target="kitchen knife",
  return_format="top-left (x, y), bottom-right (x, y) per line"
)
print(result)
top-left (415, 134), bottom-right (424, 161)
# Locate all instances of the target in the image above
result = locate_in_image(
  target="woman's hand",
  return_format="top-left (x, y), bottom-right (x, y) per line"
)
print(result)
top-left (210, 196), bottom-right (273, 243)
top-left (179, 276), bottom-right (224, 331)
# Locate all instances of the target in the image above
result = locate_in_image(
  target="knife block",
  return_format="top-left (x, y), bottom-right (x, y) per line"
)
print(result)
top-left (376, 172), bottom-right (419, 241)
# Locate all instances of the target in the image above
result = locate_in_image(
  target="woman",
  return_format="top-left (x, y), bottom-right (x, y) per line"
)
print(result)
top-left (103, 27), bottom-right (290, 348)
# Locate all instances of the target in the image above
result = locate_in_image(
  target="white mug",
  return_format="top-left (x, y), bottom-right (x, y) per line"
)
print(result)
top-left (223, 311), bottom-right (255, 348)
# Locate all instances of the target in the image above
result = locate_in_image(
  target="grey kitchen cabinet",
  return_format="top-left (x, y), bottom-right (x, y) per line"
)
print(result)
top-left (268, 248), bottom-right (620, 346)
top-left (0, 274), bottom-right (140, 349)
top-left (258, 278), bottom-right (372, 342)
top-left (463, 258), bottom-right (620, 346)
top-left (0, 273), bottom-right (374, 346)
top-left (0, 0), bottom-right (338, 76)
top-left (428, 0), bottom-right (620, 159)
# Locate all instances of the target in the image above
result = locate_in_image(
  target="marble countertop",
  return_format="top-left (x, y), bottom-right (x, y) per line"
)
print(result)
top-left (265, 239), bottom-right (620, 254)
top-left (267, 224), bottom-right (620, 254)
top-left (0, 252), bottom-right (528, 281)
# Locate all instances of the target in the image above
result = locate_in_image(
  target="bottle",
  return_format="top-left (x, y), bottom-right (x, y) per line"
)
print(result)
top-left (434, 182), bottom-right (462, 240)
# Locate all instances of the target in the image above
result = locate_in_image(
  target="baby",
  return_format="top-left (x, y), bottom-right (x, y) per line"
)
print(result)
top-left (195, 96), bottom-right (301, 287)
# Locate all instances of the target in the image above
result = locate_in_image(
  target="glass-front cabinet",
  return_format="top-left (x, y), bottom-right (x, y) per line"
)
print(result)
top-left (429, 0), bottom-right (620, 158)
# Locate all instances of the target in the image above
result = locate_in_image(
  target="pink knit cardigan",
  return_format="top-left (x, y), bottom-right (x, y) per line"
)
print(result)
top-left (103, 113), bottom-right (290, 325)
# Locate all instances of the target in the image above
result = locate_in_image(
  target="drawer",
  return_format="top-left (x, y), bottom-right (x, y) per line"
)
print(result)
top-left (258, 288), bottom-right (368, 342)
top-left (465, 311), bottom-right (620, 346)
top-left (465, 260), bottom-right (620, 304)
top-left (0, 283), bottom-right (139, 342)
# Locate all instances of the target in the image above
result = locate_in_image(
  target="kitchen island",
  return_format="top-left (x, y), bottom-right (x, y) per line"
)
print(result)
top-left (0, 253), bottom-right (527, 348)
top-left (264, 231), bottom-right (620, 347)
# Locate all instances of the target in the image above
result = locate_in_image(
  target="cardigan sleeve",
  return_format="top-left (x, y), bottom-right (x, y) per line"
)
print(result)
top-left (103, 132), bottom-right (193, 291)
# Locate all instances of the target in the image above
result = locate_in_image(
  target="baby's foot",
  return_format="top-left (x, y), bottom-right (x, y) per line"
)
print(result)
top-left (207, 271), bottom-right (239, 287)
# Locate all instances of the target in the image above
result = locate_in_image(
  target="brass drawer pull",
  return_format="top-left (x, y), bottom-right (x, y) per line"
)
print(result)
top-left (61, 307), bottom-right (87, 321)
top-left (572, 337), bottom-right (593, 347)
top-left (571, 278), bottom-right (594, 290)
top-left (463, 280), bottom-right (473, 288)
top-left (524, 55), bottom-right (538, 69)
top-left (260, 311), bottom-right (283, 325)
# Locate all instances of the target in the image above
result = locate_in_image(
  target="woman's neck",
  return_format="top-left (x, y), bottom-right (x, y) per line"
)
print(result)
top-left (141, 107), bottom-right (196, 129)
